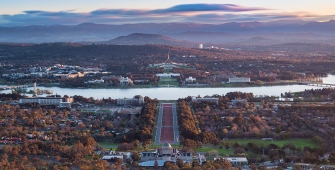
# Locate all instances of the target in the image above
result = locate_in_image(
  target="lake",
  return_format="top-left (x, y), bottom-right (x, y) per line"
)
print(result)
top-left (1, 75), bottom-right (335, 100)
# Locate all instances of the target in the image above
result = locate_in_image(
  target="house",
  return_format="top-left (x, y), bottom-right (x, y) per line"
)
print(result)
top-left (117, 96), bottom-right (144, 106)
top-left (156, 73), bottom-right (180, 78)
top-left (19, 96), bottom-right (74, 106)
top-left (119, 77), bottom-right (133, 85)
top-left (101, 151), bottom-right (132, 163)
top-left (60, 102), bottom-right (71, 108)
top-left (231, 99), bottom-right (248, 107)
top-left (192, 96), bottom-right (219, 105)
top-left (214, 157), bottom-right (248, 166)
top-left (185, 76), bottom-right (196, 82)
top-left (19, 97), bottom-right (63, 105)
top-left (86, 79), bottom-right (104, 83)
top-left (229, 77), bottom-right (250, 83)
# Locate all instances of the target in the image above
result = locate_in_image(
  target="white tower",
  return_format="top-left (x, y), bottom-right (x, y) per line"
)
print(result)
top-left (199, 44), bottom-right (203, 49)
top-left (164, 51), bottom-right (172, 64)
top-left (33, 82), bottom-right (37, 97)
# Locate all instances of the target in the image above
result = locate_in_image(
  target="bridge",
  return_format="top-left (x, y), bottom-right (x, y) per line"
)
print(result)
top-left (298, 81), bottom-right (335, 87)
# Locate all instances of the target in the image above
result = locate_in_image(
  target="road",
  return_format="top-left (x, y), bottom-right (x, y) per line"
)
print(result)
top-left (155, 103), bottom-right (179, 144)
top-left (155, 105), bottom-right (163, 144)
top-left (172, 103), bottom-right (179, 143)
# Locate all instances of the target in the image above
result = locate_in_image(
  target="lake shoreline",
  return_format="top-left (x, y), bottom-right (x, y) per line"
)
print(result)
top-left (11, 82), bottom-right (300, 90)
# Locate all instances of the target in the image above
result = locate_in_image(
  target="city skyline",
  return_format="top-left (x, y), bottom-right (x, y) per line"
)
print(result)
top-left (0, 0), bottom-right (335, 26)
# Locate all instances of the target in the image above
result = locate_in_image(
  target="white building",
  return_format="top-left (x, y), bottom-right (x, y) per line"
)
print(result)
top-left (119, 77), bottom-right (133, 85)
top-left (117, 96), bottom-right (144, 105)
top-left (156, 73), bottom-right (180, 78)
top-left (231, 99), bottom-right (248, 106)
top-left (214, 157), bottom-right (248, 166)
top-left (199, 44), bottom-right (203, 49)
top-left (139, 143), bottom-right (206, 167)
top-left (3, 73), bottom-right (28, 79)
top-left (192, 97), bottom-right (219, 105)
top-left (60, 102), bottom-right (72, 108)
top-left (19, 97), bottom-right (63, 105)
top-left (229, 77), bottom-right (250, 83)
top-left (185, 76), bottom-right (196, 82)
top-left (86, 79), bottom-right (104, 83)
top-left (101, 151), bottom-right (132, 163)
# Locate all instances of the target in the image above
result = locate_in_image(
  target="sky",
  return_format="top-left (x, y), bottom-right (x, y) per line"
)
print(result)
top-left (0, 0), bottom-right (334, 26)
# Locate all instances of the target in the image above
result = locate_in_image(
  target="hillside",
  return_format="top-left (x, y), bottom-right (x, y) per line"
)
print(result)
top-left (99, 33), bottom-right (197, 47)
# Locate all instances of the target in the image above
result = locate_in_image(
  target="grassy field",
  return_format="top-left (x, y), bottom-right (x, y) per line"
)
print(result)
top-left (163, 69), bottom-right (173, 73)
top-left (158, 100), bottom-right (177, 104)
top-left (196, 148), bottom-right (234, 156)
top-left (224, 139), bottom-right (318, 148)
top-left (158, 78), bottom-right (179, 86)
top-left (98, 142), bottom-right (181, 151)
top-left (81, 110), bottom-right (96, 113)
top-left (99, 139), bottom-right (317, 155)
top-left (177, 65), bottom-right (190, 69)
top-left (98, 142), bottom-right (118, 149)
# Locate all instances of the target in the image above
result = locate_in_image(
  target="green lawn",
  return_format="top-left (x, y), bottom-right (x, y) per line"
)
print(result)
top-left (149, 144), bottom-right (180, 149)
top-left (158, 78), bottom-right (179, 86)
top-left (223, 83), bottom-right (233, 87)
top-left (132, 84), bottom-right (152, 88)
top-left (177, 65), bottom-right (190, 69)
top-left (163, 69), bottom-right (173, 73)
top-left (81, 110), bottom-right (96, 113)
top-left (159, 78), bottom-right (178, 82)
top-left (196, 148), bottom-right (234, 156)
top-left (98, 142), bottom-right (118, 149)
top-left (158, 100), bottom-right (177, 104)
top-left (99, 139), bottom-right (317, 154)
top-left (99, 142), bottom-right (181, 151)
top-left (224, 139), bottom-right (318, 148)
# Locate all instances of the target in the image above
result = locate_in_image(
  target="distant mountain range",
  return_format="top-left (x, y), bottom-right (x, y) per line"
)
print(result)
top-left (98, 33), bottom-right (196, 47)
top-left (0, 20), bottom-right (335, 44)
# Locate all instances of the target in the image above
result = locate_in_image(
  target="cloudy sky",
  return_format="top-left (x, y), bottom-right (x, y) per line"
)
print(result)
top-left (0, 0), bottom-right (334, 26)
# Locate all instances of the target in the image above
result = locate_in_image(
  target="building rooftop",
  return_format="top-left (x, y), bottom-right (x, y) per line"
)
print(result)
top-left (139, 160), bottom-right (175, 167)
top-left (225, 157), bottom-right (248, 162)
top-left (162, 143), bottom-right (172, 148)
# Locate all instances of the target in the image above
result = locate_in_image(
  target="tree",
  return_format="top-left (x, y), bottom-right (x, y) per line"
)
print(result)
top-left (164, 161), bottom-right (179, 170)
top-left (214, 158), bottom-right (232, 170)
top-left (0, 153), bottom-right (10, 169)
top-left (176, 158), bottom-right (184, 168)
top-left (182, 162), bottom-right (193, 170)
top-left (132, 161), bottom-right (139, 168)
top-left (225, 143), bottom-right (230, 149)
top-left (182, 139), bottom-right (197, 148)
top-left (192, 159), bottom-right (200, 168)
top-left (201, 161), bottom-right (215, 170)
top-left (234, 147), bottom-right (245, 154)
top-left (250, 163), bottom-right (257, 170)
top-left (131, 151), bottom-right (141, 161)
top-left (133, 139), bottom-right (140, 148)
top-left (115, 158), bottom-right (123, 166)
top-left (329, 152), bottom-right (335, 164)
top-left (205, 150), bottom-right (219, 158)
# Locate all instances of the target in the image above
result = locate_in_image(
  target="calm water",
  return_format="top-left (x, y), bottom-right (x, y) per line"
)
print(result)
top-left (1, 75), bottom-right (335, 100)
top-left (322, 74), bottom-right (335, 84)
